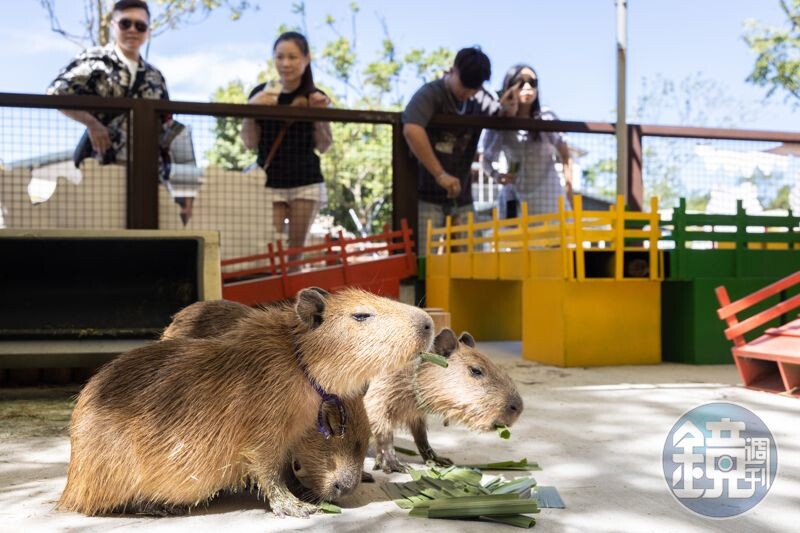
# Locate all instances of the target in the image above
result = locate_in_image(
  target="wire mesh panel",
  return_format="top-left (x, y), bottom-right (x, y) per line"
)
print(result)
top-left (561, 131), bottom-right (617, 209)
top-left (0, 106), bottom-right (128, 230)
top-left (642, 136), bottom-right (800, 214)
top-left (159, 112), bottom-right (394, 262)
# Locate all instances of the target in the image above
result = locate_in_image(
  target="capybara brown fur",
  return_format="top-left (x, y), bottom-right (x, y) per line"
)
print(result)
top-left (162, 298), bottom-right (372, 503)
top-left (365, 328), bottom-right (523, 473)
top-left (59, 288), bottom-right (433, 517)
top-left (287, 398), bottom-right (372, 502)
top-left (160, 299), bottom-right (252, 341)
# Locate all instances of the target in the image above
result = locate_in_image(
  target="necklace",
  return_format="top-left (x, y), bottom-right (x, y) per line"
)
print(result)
top-left (443, 75), bottom-right (468, 115)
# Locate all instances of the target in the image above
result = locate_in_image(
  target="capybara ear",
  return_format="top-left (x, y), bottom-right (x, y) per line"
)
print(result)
top-left (307, 286), bottom-right (330, 298)
top-left (296, 288), bottom-right (328, 329)
top-left (433, 328), bottom-right (459, 357)
top-left (458, 332), bottom-right (476, 348)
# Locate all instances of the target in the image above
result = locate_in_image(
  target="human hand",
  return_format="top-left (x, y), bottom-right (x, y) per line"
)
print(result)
top-left (87, 121), bottom-right (111, 155)
top-left (290, 95), bottom-right (309, 107)
top-left (497, 173), bottom-right (515, 185)
top-left (435, 172), bottom-right (461, 198)
top-left (499, 87), bottom-right (519, 117)
top-left (249, 89), bottom-right (279, 106)
top-left (308, 91), bottom-right (330, 108)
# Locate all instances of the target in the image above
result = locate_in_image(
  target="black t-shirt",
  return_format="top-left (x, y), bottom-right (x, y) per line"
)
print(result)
top-left (248, 83), bottom-right (325, 188)
top-left (402, 78), bottom-right (500, 206)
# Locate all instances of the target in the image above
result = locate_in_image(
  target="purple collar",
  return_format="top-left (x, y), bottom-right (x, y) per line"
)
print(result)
top-left (294, 343), bottom-right (346, 439)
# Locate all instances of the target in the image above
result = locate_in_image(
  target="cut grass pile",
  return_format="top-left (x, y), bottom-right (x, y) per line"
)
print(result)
top-left (381, 464), bottom-right (562, 528)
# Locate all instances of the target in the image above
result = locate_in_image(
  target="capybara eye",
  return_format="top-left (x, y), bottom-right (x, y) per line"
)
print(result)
top-left (469, 366), bottom-right (484, 377)
top-left (351, 313), bottom-right (372, 322)
top-left (293, 459), bottom-right (302, 472)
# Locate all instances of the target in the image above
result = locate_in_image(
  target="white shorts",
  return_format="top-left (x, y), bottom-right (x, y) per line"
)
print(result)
top-left (265, 182), bottom-right (327, 207)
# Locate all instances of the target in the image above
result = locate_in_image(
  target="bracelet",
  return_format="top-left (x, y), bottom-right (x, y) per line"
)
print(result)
top-left (436, 171), bottom-right (448, 181)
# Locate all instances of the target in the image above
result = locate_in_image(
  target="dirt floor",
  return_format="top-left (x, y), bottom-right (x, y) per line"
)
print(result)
top-left (1, 342), bottom-right (797, 532)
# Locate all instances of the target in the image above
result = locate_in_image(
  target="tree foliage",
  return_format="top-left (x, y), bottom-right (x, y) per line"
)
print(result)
top-left (631, 73), bottom-right (759, 211)
top-left (743, 0), bottom-right (800, 105)
top-left (39, 0), bottom-right (256, 47)
top-left (207, 1), bottom-right (453, 234)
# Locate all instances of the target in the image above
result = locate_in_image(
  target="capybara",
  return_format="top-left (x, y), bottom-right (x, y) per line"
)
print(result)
top-left (365, 328), bottom-right (523, 473)
top-left (162, 298), bottom-right (372, 502)
top-left (160, 299), bottom-right (252, 341)
top-left (58, 288), bottom-right (433, 517)
top-left (285, 398), bottom-right (372, 502)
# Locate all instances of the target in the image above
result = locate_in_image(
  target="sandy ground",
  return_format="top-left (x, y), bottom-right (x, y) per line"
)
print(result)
top-left (1, 341), bottom-right (797, 533)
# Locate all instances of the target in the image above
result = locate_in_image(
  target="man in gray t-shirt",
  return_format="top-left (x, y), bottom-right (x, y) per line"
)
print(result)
top-left (402, 47), bottom-right (515, 255)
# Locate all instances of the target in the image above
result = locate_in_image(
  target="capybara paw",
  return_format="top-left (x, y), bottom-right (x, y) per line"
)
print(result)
top-left (270, 496), bottom-right (318, 518)
top-left (361, 471), bottom-right (375, 483)
top-left (379, 457), bottom-right (407, 474)
top-left (432, 455), bottom-right (454, 467)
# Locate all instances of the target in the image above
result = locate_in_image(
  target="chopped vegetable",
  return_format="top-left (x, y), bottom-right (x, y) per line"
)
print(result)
top-left (319, 501), bottom-right (342, 513)
top-left (419, 351), bottom-right (449, 368)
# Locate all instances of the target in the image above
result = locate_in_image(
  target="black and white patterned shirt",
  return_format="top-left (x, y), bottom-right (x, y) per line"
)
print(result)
top-left (47, 43), bottom-right (170, 165)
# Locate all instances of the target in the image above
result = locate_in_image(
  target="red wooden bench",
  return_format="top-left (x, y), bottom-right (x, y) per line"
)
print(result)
top-left (715, 271), bottom-right (800, 397)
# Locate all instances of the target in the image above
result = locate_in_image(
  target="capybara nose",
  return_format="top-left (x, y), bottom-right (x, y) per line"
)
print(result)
top-left (505, 394), bottom-right (524, 422)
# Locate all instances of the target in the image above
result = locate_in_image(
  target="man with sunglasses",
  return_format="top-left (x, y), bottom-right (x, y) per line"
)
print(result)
top-left (47, 1), bottom-right (180, 208)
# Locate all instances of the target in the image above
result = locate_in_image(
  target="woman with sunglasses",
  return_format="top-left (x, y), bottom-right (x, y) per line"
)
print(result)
top-left (241, 32), bottom-right (333, 266)
top-left (481, 64), bottom-right (573, 217)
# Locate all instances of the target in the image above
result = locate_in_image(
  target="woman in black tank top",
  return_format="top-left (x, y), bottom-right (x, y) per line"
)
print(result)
top-left (241, 32), bottom-right (333, 264)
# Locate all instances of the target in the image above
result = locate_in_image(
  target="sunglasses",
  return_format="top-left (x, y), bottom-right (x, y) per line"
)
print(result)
top-left (117, 18), bottom-right (149, 33)
top-left (515, 77), bottom-right (538, 89)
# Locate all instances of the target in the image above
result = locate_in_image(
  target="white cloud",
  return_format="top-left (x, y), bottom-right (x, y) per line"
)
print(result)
top-left (151, 44), bottom-right (266, 102)
top-left (0, 28), bottom-right (83, 57)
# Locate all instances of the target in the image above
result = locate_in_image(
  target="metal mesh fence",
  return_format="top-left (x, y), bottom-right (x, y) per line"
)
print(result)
top-left (0, 106), bottom-right (129, 230)
top-left (158, 112), bottom-right (394, 261)
top-left (642, 136), bottom-right (800, 215)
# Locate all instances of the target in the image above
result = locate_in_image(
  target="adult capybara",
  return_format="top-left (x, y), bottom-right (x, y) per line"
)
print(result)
top-left (160, 299), bottom-right (252, 341)
top-left (58, 288), bottom-right (433, 517)
top-left (162, 298), bottom-right (372, 503)
top-left (365, 328), bottom-right (523, 472)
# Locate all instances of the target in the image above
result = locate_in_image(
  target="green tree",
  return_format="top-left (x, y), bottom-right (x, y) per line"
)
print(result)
top-left (206, 1), bottom-right (453, 234)
top-left (743, 0), bottom-right (800, 106)
top-left (39, 0), bottom-right (256, 47)
top-left (632, 73), bottom-right (757, 211)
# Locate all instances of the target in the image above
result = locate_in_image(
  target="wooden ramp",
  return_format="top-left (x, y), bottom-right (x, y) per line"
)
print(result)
top-left (716, 271), bottom-right (800, 397)
top-left (221, 220), bottom-right (416, 305)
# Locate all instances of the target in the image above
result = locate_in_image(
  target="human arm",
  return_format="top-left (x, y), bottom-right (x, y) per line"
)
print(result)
top-left (308, 91), bottom-right (333, 154)
top-left (402, 123), bottom-right (460, 198)
top-left (240, 87), bottom-right (278, 150)
top-left (556, 138), bottom-right (574, 201)
top-left (59, 110), bottom-right (111, 155)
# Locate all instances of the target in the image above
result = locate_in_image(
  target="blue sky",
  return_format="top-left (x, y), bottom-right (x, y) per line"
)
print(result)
top-left (0, 0), bottom-right (796, 131)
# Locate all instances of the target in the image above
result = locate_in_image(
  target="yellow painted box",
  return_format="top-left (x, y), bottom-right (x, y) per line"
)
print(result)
top-left (522, 278), bottom-right (661, 367)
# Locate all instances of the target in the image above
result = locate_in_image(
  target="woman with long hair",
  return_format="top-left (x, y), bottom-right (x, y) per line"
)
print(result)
top-left (481, 63), bottom-right (573, 217)
top-left (241, 31), bottom-right (332, 262)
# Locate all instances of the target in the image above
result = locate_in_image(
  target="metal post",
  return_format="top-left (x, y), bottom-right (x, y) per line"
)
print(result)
top-left (616, 0), bottom-right (628, 202)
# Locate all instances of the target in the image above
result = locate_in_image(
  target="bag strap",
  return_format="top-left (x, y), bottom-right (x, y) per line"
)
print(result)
top-left (264, 123), bottom-right (289, 169)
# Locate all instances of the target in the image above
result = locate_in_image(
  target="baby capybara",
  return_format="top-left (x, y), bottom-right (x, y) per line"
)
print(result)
top-left (59, 288), bottom-right (433, 517)
top-left (365, 328), bottom-right (523, 472)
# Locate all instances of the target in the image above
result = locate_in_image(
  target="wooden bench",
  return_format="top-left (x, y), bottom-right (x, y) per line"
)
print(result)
top-left (715, 271), bottom-right (800, 397)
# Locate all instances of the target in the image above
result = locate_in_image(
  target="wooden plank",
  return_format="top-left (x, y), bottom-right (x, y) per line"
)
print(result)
top-left (717, 271), bottom-right (800, 320)
top-left (723, 294), bottom-right (800, 340)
